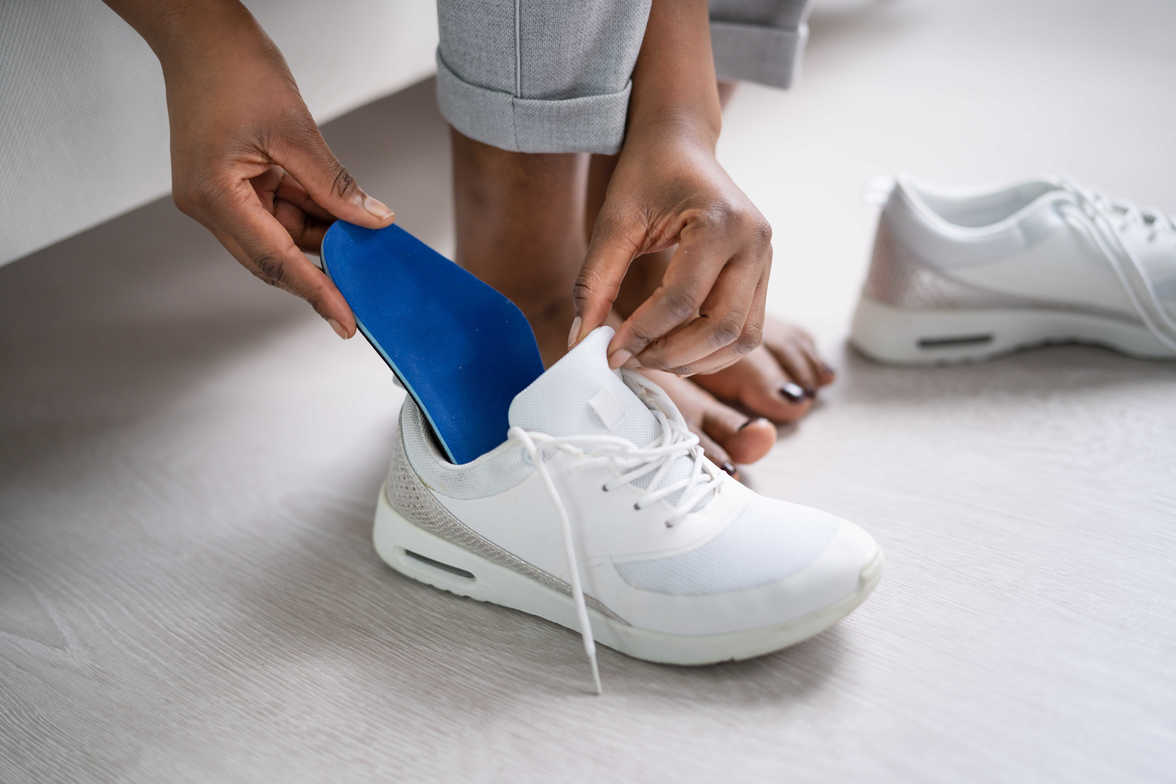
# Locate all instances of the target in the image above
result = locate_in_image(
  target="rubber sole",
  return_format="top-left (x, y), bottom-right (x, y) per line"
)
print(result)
top-left (850, 296), bottom-right (1176, 365)
top-left (373, 486), bottom-right (883, 667)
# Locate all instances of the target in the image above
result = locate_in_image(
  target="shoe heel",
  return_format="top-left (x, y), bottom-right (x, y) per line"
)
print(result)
top-left (850, 297), bottom-right (1001, 364)
top-left (373, 488), bottom-right (486, 599)
top-left (372, 483), bottom-right (627, 650)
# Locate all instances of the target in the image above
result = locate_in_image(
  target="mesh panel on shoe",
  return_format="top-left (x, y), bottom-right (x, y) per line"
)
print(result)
top-left (613, 498), bottom-right (840, 596)
top-left (386, 404), bottom-right (628, 624)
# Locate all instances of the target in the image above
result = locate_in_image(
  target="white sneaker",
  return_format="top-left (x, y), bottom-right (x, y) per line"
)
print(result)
top-left (850, 175), bottom-right (1176, 363)
top-left (375, 327), bottom-right (882, 691)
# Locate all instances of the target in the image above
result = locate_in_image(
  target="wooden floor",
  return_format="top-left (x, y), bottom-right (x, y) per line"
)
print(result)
top-left (2, 1), bottom-right (1174, 781)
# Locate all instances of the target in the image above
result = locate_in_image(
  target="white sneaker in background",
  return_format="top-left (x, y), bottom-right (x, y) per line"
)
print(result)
top-left (850, 175), bottom-right (1176, 364)
top-left (376, 327), bottom-right (882, 692)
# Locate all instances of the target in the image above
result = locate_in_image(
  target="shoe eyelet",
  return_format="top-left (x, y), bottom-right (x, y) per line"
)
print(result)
top-left (664, 521), bottom-right (674, 529)
top-left (601, 484), bottom-right (609, 492)
top-left (632, 502), bottom-right (641, 511)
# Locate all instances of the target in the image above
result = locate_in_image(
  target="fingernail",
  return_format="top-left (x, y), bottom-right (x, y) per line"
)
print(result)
top-left (720, 461), bottom-right (737, 477)
top-left (820, 362), bottom-right (836, 376)
top-left (608, 349), bottom-right (633, 370)
top-left (738, 417), bottom-right (764, 431)
top-left (780, 382), bottom-right (805, 403)
top-left (326, 318), bottom-right (350, 339)
top-left (803, 386), bottom-right (817, 398)
top-left (567, 316), bottom-right (582, 349)
top-left (362, 195), bottom-right (395, 221)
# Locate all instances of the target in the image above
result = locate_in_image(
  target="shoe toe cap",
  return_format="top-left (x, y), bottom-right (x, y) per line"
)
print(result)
top-left (825, 518), bottom-right (881, 585)
top-left (608, 502), bottom-right (881, 636)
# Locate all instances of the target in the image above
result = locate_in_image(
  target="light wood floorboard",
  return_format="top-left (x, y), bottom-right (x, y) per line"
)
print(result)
top-left (2, 2), bottom-right (1174, 780)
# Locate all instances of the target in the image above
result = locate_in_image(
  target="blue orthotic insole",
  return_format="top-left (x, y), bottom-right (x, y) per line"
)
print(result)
top-left (321, 222), bottom-right (544, 464)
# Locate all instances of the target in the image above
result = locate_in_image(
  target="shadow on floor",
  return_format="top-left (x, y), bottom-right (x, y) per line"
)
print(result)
top-left (835, 340), bottom-right (1176, 407)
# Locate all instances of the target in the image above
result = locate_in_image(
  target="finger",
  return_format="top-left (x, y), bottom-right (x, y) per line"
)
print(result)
top-left (273, 171), bottom-right (334, 222)
top-left (208, 180), bottom-right (356, 335)
top-left (216, 223), bottom-right (352, 337)
top-left (273, 198), bottom-right (329, 253)
top-left (573, 211), bottom-right (642, 347)
top-left (667, 264), bottom-right (769, 376)
top-left (636, 254), bottom-right (763, 373)
top-left (252, 166), bottom-right (332, 247)
top-left (609, 233), bottom-right (734, 368)
top-left (251, 166), bottom-right (285, 213)
top-left (273, 121), bottom-right (395, 227)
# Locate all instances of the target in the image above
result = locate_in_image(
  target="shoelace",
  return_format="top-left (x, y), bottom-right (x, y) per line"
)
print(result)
top-left (507, 371), bottom-right (722, 694)
top-left (1057, 179), bottom-right (1176, 351)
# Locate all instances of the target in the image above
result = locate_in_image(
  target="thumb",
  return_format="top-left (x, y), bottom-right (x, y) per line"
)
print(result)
top-left (276, 122), bottom-right (395, 228)
top-left (572, 212), bottom-right (639, 347)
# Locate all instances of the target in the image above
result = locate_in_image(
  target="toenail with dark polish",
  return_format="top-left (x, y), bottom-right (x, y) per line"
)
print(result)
top-left (739, 417), bottom-right (769, 432)
top-left (780, 382), bottom-right (806, 402)
top-left (720, 461), bottom-right (737, 476)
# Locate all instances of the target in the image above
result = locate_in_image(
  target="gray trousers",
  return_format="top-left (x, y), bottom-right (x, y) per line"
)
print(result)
top-left (436, 1), bottom-right (811, 155)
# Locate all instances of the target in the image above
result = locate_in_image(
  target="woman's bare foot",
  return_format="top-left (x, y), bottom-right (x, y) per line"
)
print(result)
top-left (691, 316), bottom-right (836, 424)
top-left (450, 120), bottom-right (836, 474)
top-left (604, 245), bottom-right (835, 452)
top-left (638, 368), bottom-right (778, 478)
top-left (635, 317), bottom-right (835, 473)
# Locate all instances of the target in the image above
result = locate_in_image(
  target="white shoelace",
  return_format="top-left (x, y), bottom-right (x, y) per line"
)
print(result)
top-left (507, 371), bottom-right (722, 695)
top-left (1057, 179), bottom-right (1176, 351)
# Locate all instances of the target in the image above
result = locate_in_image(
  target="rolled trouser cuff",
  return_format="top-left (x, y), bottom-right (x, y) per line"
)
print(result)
top-left (435, 52), bottom-right (632, 155)
top-left (710, 20), bottom-right (809, 89)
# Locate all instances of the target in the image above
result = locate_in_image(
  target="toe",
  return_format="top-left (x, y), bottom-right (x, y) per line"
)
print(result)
top-left (638, 369), bottom-right (748, 472)
top-left (770, 342), bottom-right (820, 397)
top-left (695, 430), bottom-right (739, 478)
top-left (799, 338), bottom-right (837, 387)
top-left (696, 350), bottom-right (813, 424)
top-left (762, 318), bottom-right (836, 394)
top-left (801, 341), bottom-right (836, 388)
top-left (701, 406), bottom-right (777, 465)
top-left (815, 360), bottom-right (836, 387)
top-left (639, 367), bottom-right (777, 469)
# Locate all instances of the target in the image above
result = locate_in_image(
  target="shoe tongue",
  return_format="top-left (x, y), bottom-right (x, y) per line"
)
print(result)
top-left (508, 327), bottom-right (657, 446)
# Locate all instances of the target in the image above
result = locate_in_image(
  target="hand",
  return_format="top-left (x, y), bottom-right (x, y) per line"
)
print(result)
top-left (573, 122), bottom-right (772, 375)
top-left (159, 9), bottom-right (394, 338)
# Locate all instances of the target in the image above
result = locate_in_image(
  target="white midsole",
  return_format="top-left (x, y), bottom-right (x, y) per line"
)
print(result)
top-left (373, 486), bottom-right (882, 667)
top-left (849, 296), bottom-right (1175, 364)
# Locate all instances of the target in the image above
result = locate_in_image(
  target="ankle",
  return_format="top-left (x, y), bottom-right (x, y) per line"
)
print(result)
top-left (518, 294), bottom-right (576, 368)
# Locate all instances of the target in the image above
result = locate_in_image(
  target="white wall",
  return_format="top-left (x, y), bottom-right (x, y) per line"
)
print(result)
top-left (0, 0), bottom-right (438, 266)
